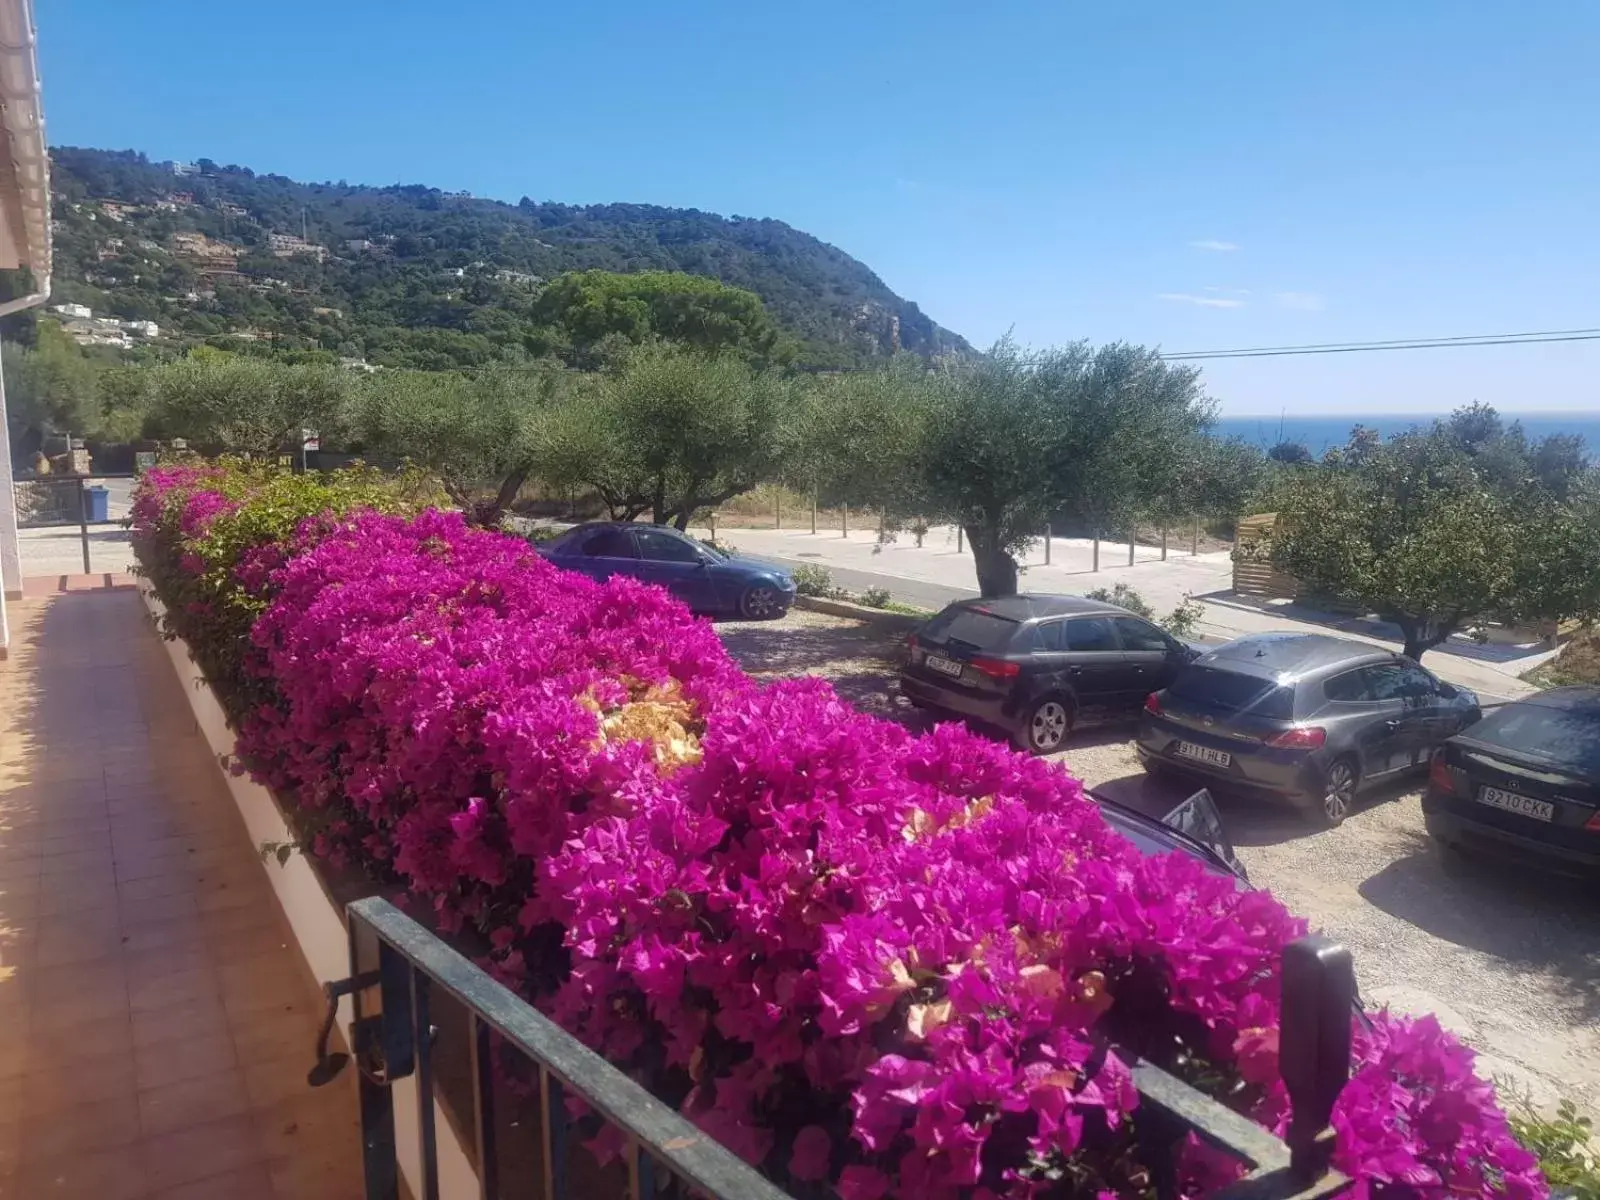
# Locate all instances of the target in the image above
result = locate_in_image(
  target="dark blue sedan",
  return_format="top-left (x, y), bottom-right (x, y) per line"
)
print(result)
top-left (539, 522), bottom-right (796, 620)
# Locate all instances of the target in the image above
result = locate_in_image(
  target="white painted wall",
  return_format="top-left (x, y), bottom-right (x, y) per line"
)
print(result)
top-left (0, 341), bottom-right (21, 656)
top-left (141, 586), bottom-right (480, 1199)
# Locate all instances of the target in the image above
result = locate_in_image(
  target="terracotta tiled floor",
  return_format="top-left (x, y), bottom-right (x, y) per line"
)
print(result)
top-left (0, 587), bottom-right (364, 1199)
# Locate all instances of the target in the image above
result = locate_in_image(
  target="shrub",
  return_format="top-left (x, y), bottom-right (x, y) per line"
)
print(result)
top-left (132, 461), bottom-right (1548, 1200)
top-left (1084, 582), bottom-right (1154, 619)
top-left (1510, 1098), bottom-right (1599, 1199)
top-left (1163, 594), bottom-right (1206, 640)
top-left (859, 586), bottom-right (892, 608)
top-left (792, 562), bottom-right (838, 597)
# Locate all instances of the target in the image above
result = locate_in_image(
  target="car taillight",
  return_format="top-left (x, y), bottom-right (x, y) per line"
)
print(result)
top-left (970, 656), bottom-right (1020, 680)
top-left (1143, 692), bottom-right (1163, 716)
top-left (1585, 809), bottom-right (1600, 832)
top-left (905, 633), bottom-right (919, 652)
top-left (1265, 726), bottom-right (1326, 750)
top-left (1428, 750), bottom-right (1457, 795)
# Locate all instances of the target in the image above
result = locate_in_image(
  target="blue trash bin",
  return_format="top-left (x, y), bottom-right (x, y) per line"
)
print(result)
top-left (85, 485), bottom-right (109, 523)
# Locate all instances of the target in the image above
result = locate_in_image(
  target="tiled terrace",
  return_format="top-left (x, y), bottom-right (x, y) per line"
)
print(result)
top-left (0, 581), bottom-right (363, 1198)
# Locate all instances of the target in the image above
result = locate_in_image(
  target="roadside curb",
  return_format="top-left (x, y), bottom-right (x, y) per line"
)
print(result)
top-left (794, 594), bottom-right (927, 631)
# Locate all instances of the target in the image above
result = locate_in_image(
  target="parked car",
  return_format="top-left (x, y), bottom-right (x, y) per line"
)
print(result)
top-left (1137, 633), bottom-right (1480, 827)
top-left (538, 522), bottom-right (796, 619)
top-left (899, 595), bottom-right (1206, 753)
top-left (1424, 686), bottom-right (1600, 875)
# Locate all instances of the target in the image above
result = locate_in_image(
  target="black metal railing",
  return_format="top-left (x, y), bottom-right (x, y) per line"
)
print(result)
top-left (311, 897), bottom-right (1355, 1199)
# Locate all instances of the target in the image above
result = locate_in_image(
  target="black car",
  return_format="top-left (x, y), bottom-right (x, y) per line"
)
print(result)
top-left (1137, 633), bottom-right (1480, 827)
top-left (899, 595), bottom-right (1204, 753)
top-left (539, 522), bottom-right (796, 619)
top-left (1424, 686), bottom-right (1600, 874)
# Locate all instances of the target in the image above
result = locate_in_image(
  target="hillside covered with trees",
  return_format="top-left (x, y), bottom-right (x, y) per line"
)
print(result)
top-left (42, 147), bottom-right (970, 370)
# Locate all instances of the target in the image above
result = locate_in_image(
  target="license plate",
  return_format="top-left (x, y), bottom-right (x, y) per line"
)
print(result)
top-left (1175, 741), bottom-right (1231, 768)
top-left (1476, 785), bottom-right (1554, 822)
top-left (925, 655), bottom-right (963, 678)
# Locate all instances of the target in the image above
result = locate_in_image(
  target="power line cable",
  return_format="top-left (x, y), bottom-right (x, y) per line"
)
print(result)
top-left (1161, 328), bottom-right (1600, 361)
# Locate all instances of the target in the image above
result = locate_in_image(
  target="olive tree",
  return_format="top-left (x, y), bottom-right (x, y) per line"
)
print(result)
top-left (1268, 414), bottom-right (1600, 660)
top-left (148, 354), bottom-right (352, 456)
top-left (794, 357), bottom-right (936, 520)
top-left (545, 342), bottom-right (798, 530)
top-left (919, 339), bottom-right (1213, 597)
top-left (354, 365), bottom-right (564, 526)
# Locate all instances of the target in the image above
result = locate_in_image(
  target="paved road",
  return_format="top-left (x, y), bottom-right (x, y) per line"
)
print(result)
top-left (745, 549), bottom-right (1528, 706)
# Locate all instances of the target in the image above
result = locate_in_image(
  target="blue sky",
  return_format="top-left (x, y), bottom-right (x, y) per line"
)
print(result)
top-left (37, 0), bottom-right (1600, 414)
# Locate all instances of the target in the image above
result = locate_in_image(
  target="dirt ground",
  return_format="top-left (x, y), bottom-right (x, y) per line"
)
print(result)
top-left (716, 607), bottom-right (1600, 1115)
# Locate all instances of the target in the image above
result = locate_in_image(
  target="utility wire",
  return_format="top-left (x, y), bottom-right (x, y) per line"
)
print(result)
top-left (1161, 327), bottom-right (1600, 361)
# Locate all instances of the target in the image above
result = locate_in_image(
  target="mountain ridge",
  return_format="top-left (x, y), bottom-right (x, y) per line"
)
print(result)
top-left (44, 146), bottom-right (971, 369)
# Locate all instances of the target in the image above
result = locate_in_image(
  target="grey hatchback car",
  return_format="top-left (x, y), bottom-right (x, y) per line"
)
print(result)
top-left (1137, 633), bottom-right (1480, 826)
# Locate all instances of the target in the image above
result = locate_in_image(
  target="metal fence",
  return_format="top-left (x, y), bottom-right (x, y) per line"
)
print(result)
top-left (311, 898), bottom-right (1356, 1199)
top-left (10, 473), bottom-right (134, 574)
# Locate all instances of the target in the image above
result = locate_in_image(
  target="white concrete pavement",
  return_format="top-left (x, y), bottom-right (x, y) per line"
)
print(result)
top-left (710, 522), bottom-right (1550, 704)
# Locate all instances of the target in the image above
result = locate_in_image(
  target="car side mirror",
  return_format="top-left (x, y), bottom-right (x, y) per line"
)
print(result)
top-left (1436, 682), bottom-right (1458, 699)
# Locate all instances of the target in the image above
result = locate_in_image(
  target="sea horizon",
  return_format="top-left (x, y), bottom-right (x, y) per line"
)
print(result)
top-left (1214, 410), bottom-right (1600, 455)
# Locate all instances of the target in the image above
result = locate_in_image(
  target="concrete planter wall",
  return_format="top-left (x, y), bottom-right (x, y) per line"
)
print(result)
top-left (140, 585), bottom-right (479, 1199)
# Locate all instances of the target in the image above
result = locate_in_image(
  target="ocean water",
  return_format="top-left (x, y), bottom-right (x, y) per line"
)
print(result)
top-left (1214, 412), bottom-right (1600, 458)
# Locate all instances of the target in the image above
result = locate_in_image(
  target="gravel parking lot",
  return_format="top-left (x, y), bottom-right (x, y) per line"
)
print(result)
top-left (718, 607), bottom-right (1600, 1114)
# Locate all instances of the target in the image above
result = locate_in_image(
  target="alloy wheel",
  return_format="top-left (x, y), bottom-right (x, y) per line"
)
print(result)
top-left (1322, 761), bottom-right (1356, 825)
top-left (1030, 701), bottom-right (1069, 752)
top-left (742, 587), bottom-right (782, 620)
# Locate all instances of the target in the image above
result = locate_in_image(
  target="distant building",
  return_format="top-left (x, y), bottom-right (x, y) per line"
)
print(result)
top-left (267, 232), bottom-right (326, 261)
top-left (171, 231), bottom-right (241, 274)
top-left (344, 238), bottom-right (375, 252)
top-left (219, 202), bottom-right (248, 218)
top-left (339, 356), bottom-right (377, 373)
top-left (170, 161), bottom-right (199, 177)
top-left (311, 306), bottom-right (342, 318)
top-left (52, 302), bottom-right (91, 319)
top-left (99, 200), bottom-right (136, 221)
top-left (124, 320), bottom-right (160, 338)
top-left (494, 269), bottom-right (541, 286)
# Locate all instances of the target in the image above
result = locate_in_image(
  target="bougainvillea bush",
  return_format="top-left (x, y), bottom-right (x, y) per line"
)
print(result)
top-left (133, 461), bottom-right (1545, 1200)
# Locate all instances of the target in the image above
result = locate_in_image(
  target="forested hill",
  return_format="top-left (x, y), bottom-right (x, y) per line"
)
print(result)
top-left (45, 147), bottom-right (970, 370)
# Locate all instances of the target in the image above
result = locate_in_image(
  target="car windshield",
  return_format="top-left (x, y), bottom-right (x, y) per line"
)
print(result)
top-left (921, 607), bottom-right (1017, 653)
top-left (1466, 703), bottom-right (1600, 773)
top-left (1168, 666), bottom-right (1295, 720)
top-left (693, 538), bottom-right (728, 562)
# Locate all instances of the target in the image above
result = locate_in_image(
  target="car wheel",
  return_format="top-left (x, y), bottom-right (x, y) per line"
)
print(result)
top-left (739, 586), bottom-right (785, 620)
top-left (1018, 697), bottom-right (1072, 754)
top-left (1314, 757), bottom-right (1359, 827)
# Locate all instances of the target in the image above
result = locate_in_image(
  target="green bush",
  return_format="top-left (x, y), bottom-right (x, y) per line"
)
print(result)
top-left (860, 586), bottom-right (892, 609)
top-left (792, 563), bottom-right (838, 597)
top-left (1084, 582), bottom-right (1154, 618)
top-left (1510, 1098), bottom-right (1600, 1199)
top-left (1084, 583), bottom-right (1206, 640)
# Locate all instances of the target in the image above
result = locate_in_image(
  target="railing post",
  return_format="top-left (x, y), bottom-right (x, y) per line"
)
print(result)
top-left (540, 1065), bottom-right (568, 1200)
top-left (469, 1015), bottom-right (498, 1200)
top-left (1193, 515), bottom-right (1201, 555)
top-left (810, 488), bottom-right (817, 534)
top-left (841, 503), bottom-right (848, 538)
top-left (1044, 524), bottom-right (1051, 565)
top-left (774, 489), bottom-right (781, 530)
top-left (1128, 527), bottom-right (1136, 567)
top-left (1161, 526), bottom-right (1168, 561)
top-left (78, 482), bottom-right (91, 575)
top-left (410, 970), bottom-right (440, 1200)
top-left (1280, 935), bottom-right (1355, 1184)
top-left (956, 524), bottom-right (963, 553)
top-left (349, 917), bottom-right (401, 1200)
top-left (1092, 534), bottom-right (1100, 572)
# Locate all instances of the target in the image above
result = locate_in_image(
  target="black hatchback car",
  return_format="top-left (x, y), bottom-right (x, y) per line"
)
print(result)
top-left (1425, 686), bottom-right (1600, 875)
top-left (899, 595), bottom-right (1203, 753)
top-left (1137, 633), bottom-right (1480, 826)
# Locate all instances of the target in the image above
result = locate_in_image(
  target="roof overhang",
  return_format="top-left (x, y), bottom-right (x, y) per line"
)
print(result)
top-left (0, 0), bottom-right (48, 298)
